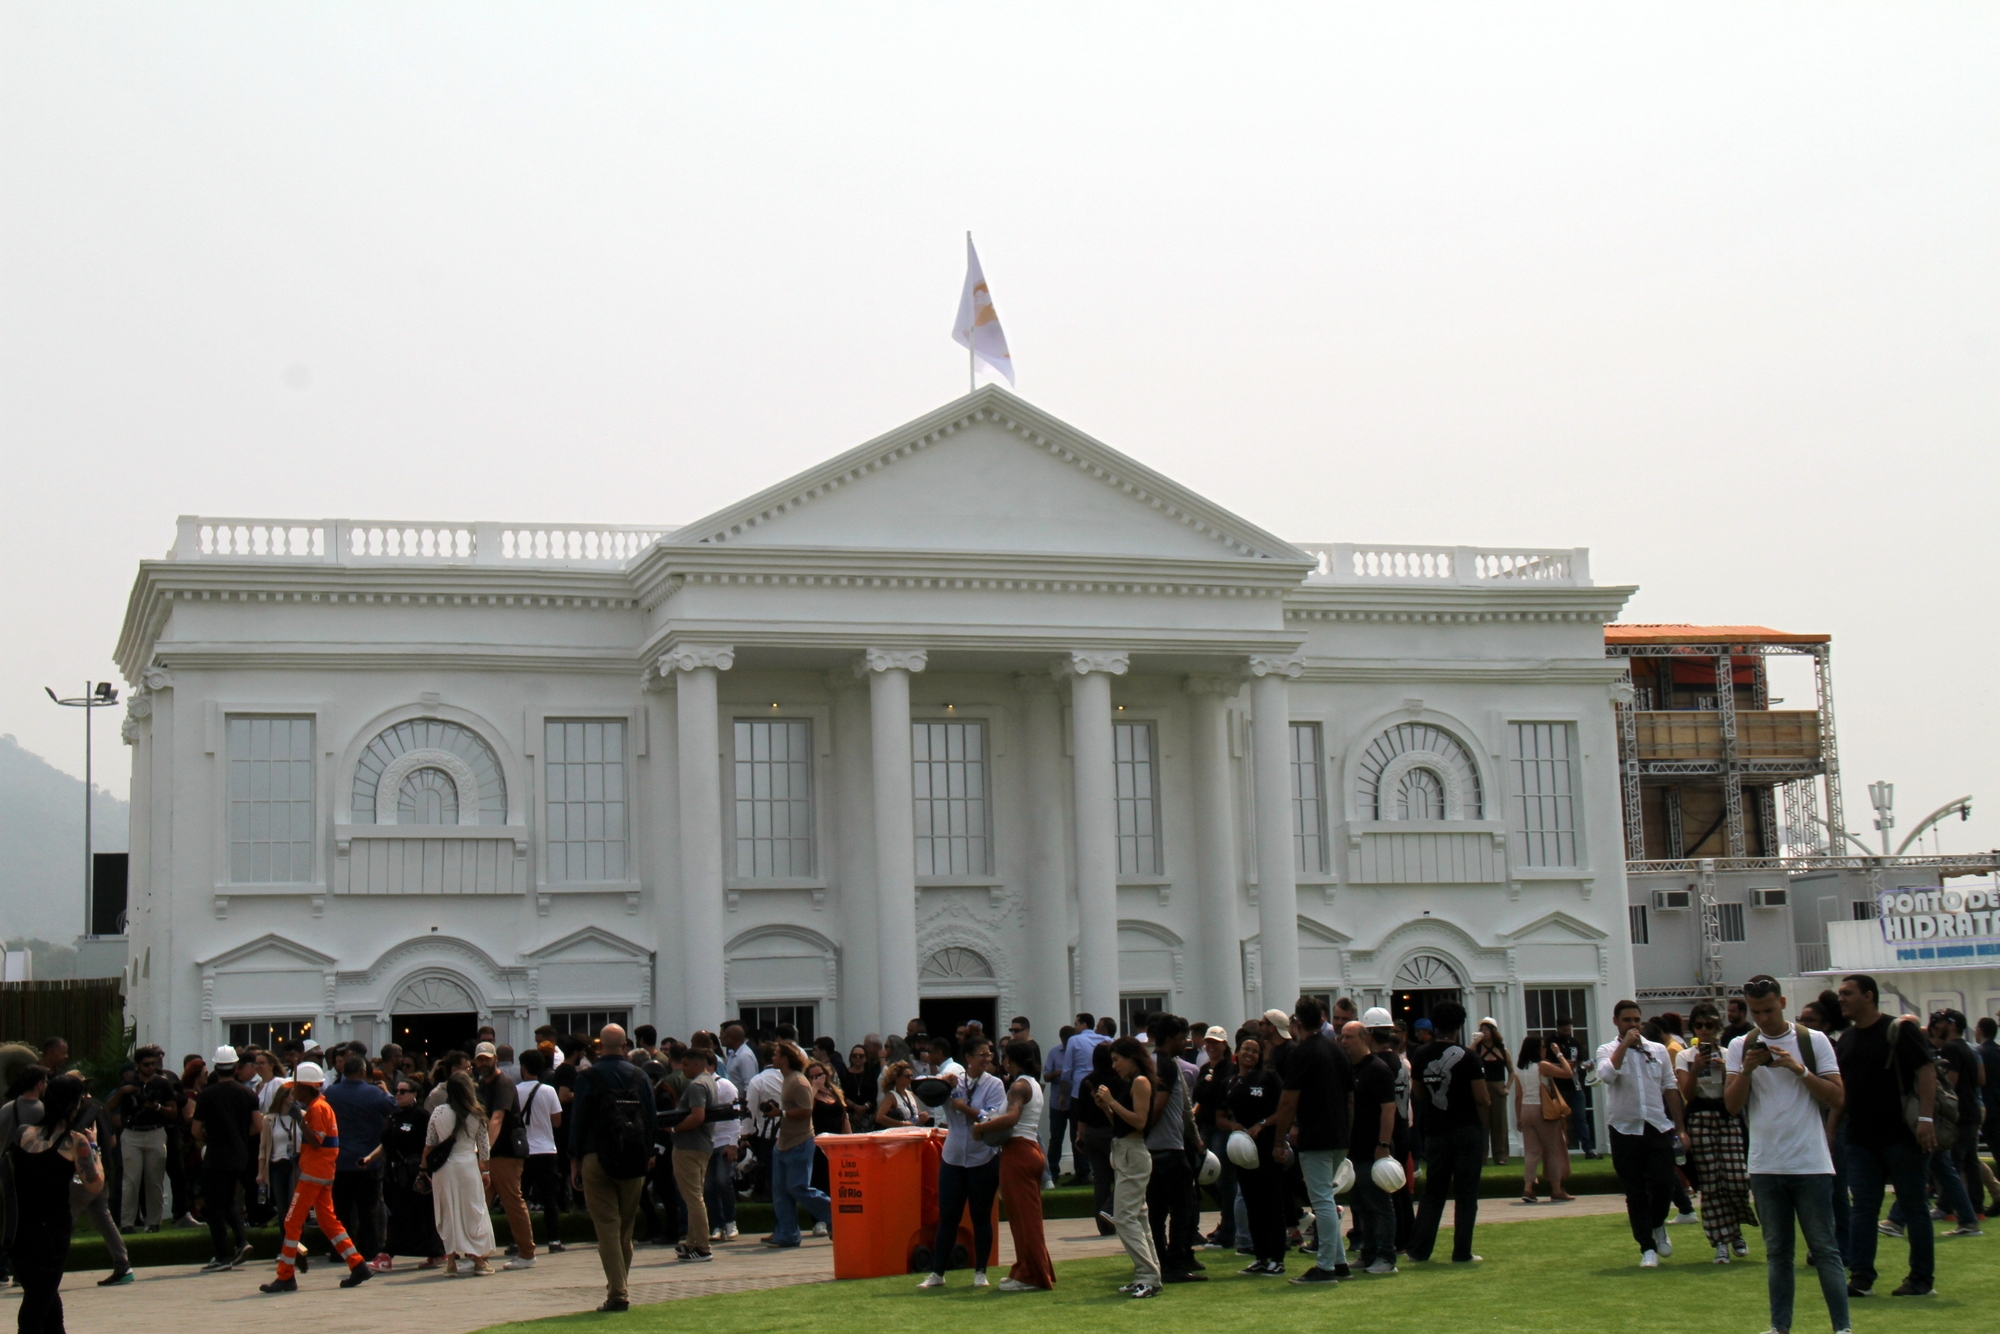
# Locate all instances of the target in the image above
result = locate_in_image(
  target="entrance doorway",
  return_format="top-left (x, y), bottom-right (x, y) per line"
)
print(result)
top-left (918, 997), bottom-right (997, 1053)
top-left (391, 1012), bottom-right (480, 1065)
top-left (1391, 989), bottom-right (1465, 1034)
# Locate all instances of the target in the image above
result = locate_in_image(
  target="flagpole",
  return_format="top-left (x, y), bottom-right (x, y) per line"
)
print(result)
top-left (967, 231), bottom-right (976, 394)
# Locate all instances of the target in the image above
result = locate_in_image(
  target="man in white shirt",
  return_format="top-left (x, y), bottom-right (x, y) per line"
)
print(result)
top-left (1596, 998), bottom-right (1686, 1267)
top-left (707, 1070), bottom-right (742, 1242)
top-left (1725, 976), bottom-right (1849, 1334)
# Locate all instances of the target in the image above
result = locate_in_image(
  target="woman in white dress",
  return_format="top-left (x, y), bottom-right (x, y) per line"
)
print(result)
top-left (424, 1071), bottom-right (496, 1275)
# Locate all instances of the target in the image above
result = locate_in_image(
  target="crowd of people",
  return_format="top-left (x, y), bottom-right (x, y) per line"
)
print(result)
top-left (1, 971), bottom-right (1993, 1329)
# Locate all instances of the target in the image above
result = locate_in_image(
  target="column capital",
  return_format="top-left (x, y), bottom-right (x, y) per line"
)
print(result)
top-left (853, 648), bottom-right (928, 676)
top-left (1246, 654), bottom-right (1306, 679)
top-left (141, 666), bottom-right (176, 692)
top-left (1053, 651), bottom-right (1129, 679)
top-left (659, 644), bottom-right (735, 673)
top-left (1183, 674), bottom-right (1242, 696)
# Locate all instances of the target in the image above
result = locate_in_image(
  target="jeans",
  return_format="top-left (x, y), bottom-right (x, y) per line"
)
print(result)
top-left (1409, 1124), bottom-right (1483, 1263)
top-left (1146, 1146), bottom-right (1198, 1274)
top-left (1749, 1174), bottom-right (1848, 1334)
top-left (1296, 1148), bottom-right (1349, 1271)
top-left (1203, 1127), bottom-right (1239, 1244)
top-left (1846, 1137), bottom-right (1932, 1289)
top-left (1609, 1125), bottom-right (1678, 1253)
top-left (1081, 1126), bottom-right (1115, 1232)
top-left (1349, 1161), bottom-right (1396, 1266)
top-left (523, 1154), bottom-right (562, 1246)
top-left (1568, 1083), bottom-right (1597, 1154)
top-left (1825, 1122), bottom-right (1849, 1266)
top-left (706, 1147), bottom-right (738, 1228)
top-left (332, 1169), bottom-right (382, 1262)
top-left (931, 1157), bottom-right (1000, 1272)
top-left (68, 1180), bottom-right (126, 1268)
top-left (767, 1141), bottom-right (831, 1245)
top-left (1043, 1102), bottom-right (1074, 1177)
top-left (120, 1127), bottom-right (169, 1229)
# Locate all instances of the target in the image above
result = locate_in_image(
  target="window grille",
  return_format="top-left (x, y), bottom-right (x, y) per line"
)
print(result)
top-left (1119, 994), bottom-right (1168, 1038)
top-left (548, 1009), bottom-right (629, 1036)
top-left (1510, 723), bottom-right (1579, 866)
top-left (546, 720), bottom-right (628, 883)
top-left (912, 721), bottom-right (990, 875)
top-left (1113, 722), bottom-right (1162, 876)
top-left (738, 1004), bottom-right (817, 1043)
top-left (227, 716), bottom-right (315, 884)
top-left (1290, 723), bottom-right (1328, 874)
top-left (1718, 902), bottom-right (1747, 943)
top-left (227, 1018), bottom-right (314, 1050)
top-left (734, 719), bottom-right (815, 878)
top-left (1629, 903), bottom-right (1650, 945)
top-left (1523, 987), bottom-right (1590, 1048)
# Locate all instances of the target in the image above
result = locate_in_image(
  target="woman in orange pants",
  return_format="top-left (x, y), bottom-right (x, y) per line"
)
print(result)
top-left (983, 1042), bottom-right (1056, 1291)
top-left (259, 1063), bottom-right (372, 1293)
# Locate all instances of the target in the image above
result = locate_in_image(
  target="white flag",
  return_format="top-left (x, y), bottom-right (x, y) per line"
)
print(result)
top-left (952, 234), bottom-right (1014, 385)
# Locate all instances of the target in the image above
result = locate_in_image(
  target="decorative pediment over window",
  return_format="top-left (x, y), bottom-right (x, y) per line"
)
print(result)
top-left (1357, 724), bottom-right (1482, 821)
top-left (921, 947), bottom-right (996, 984)
top-left (352, 720), bottom-right (507, 825)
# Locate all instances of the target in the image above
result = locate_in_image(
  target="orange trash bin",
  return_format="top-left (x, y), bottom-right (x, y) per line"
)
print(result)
top-left (818, 1128), bottom-right (936, 1279)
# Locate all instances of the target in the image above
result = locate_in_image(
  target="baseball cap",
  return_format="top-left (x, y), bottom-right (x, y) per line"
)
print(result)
top-left (474, 1041), bottom-right (498, 1058)
top-left (1262, 1009), bottom-right (1291, 1031)
top-left (1203, 1026), bottom-right (1230, 1044)
top-left (1361, 1007), bottom-right (1394, 1029)
top-left (1413, 1018), bottom-right (1433, 1031)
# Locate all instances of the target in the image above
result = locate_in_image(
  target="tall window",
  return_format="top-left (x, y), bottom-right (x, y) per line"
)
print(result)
top-left (545, 720), bottom-right (628, 883)
top-left (1523, 987), bottom-right (1590, 1047)
top-left (1718, 902), bottom-right (1747, 943)
top-left (228, 1018), bottom-right (314, 1050)
top-left (227, 716), bottom-right (315, 883)
top-left (1629, 903), bottom-right (1650, 945)
top-left (739, 1003), bottom-right (817, 1043)
top-left (548, 1009), bottom-right (628, 1036)
top-left (1510, 723), bottom-right (1578, 867)
top-left (1290, 723), bottom-right (1328, 874)
top-left (734, 719), bottom-right (814, 878)
top-left (912, 721), bottom-right (990, 875)
top-left (1120, 994), bottom-right (1168, 1038)
top-left (1113, 721), bottom-right (1162, 876)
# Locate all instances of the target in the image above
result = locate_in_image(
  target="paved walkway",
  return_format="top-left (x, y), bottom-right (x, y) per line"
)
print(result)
top-left (13, 1196), bottom-right (1631, 1333)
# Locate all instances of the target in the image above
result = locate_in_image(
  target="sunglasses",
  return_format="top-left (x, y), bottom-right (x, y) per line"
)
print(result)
top-left (1742, 977), bottom-right (1781, 999)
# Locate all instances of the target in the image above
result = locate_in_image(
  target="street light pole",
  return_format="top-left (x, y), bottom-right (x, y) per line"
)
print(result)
top-left (45, 681), bottom-right (120, 937)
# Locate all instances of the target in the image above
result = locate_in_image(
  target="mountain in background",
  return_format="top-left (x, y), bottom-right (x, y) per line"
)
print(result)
top-left (0, 734), bottom-right (127, 946)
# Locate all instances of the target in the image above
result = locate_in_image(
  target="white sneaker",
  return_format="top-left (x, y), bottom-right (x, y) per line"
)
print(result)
top-left (722, 1224), bottom-right (738, 1240)
top-left (1672, 1210), bottom-right (1698, 1226)
top-left (1653, 1226), bottom-right (1673, 1258)
top-left (997, 1278), bottom-right (1043, 1292)
top-left (504, 1256), bottom-right (535, 1270)
top-left (917, 1273), bottom-right (946, 1288)
top-left (1732, 1237), bottom-right (1750, 1257)
top-left (972, 1271), bottom-right (989, 1287)
top-left (710, 1228), bottom-right (723, 1241)
top-left (1713, 1244), bottom-right (1730, 1264)
top-left (1640, 1249), bottom-right (1660, 1269)
top-left (810, 1221), bottom-right (829, 1238)
top-left (1365, 1260), bottom-right (1398, 1275)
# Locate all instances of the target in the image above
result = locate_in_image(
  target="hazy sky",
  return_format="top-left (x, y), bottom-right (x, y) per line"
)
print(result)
top-left (3, 4), bottom-right (1994, 855)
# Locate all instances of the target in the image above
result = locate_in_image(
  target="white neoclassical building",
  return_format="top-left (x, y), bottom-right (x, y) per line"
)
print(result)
top-left (114, 387), bottom-right (1639, 1063)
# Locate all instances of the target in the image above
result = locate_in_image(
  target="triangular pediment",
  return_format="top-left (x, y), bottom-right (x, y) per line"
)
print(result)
top-left (199, 933), bottom-right (337, 972)
top-left (668, 387), bottom-right (1311, 565)
top-left (523, 926), bottom-right (650, 964)
top-left (1501, 911), bottom-right (1607, 944)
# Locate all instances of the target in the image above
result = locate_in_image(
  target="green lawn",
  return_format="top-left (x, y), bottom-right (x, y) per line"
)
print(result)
top-left (475, 1213), bottom-right (1993, 1334)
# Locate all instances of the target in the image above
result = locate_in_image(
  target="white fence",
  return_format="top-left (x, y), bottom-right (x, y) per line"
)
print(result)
top-left (1295, 543), bottom-right (1591, 587)
top-left (173, 518), bottom-right (675, 568)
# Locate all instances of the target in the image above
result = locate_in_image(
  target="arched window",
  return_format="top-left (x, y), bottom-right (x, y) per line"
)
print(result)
top-left (1356, 723), bottom-right (1482, 821)
top-left (352, 719), bottom-right (507, 825)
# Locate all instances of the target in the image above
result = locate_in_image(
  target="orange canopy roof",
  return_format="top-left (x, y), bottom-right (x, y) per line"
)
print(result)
top-left (1606, 623), bottom-right (1829, 647)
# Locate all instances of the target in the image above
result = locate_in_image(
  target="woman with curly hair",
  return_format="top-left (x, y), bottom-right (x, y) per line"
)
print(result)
top-left (1675, 1000), bottom-right (1751, 1263)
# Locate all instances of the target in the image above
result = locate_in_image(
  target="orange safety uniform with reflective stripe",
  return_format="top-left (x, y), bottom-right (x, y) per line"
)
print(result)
top-left (276, 1089), bottom-right (362, 1281)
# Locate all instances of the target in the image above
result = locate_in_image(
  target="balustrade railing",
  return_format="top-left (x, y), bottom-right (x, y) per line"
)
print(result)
top-left (174, 518), bottom-right (674, 567)
top-left (1295, 543), bottom-right (1591, 587)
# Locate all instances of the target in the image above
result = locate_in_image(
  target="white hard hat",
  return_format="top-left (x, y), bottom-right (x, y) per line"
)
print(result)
top-left (1361, 1007), bottom-right (1394, 1029)
top-left (1197, 1150), bottom-right (1222, 1186)
top-left (212, 1045), bottom-right (239, 1067)
top-left (291, 1061), bottom-right (326, 1086)
top-left (1334, 1156), bottom-right (1356, 1195)
top-left (1226, 1130), bottom-right (1260, 1170)
top-left (1370, 1156), bottom-right (1408, 1193)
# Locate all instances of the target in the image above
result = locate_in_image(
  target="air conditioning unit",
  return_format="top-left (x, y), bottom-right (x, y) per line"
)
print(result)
top-left (1750, 887), bottom-right (1788, 909)
top-left (1652, 888), bottom-right (1693, 910)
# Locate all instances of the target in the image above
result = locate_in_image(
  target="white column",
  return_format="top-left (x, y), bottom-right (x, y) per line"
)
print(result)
top-left (1017, 674), bottom-right (1071, 1033)
top-left (1185, 676), bottom-right (1244, 1021)
top-left (1060, 651), bottom-right (1129, 1023)
top-left (827, 674), bottom-right (881, 1036)
top-left (857, 649), bottom-right (927, 1032)
top-left (664, 645), bottom-right (734, 1029)
top-left (1249, 655), bottom-right (1305, 1011)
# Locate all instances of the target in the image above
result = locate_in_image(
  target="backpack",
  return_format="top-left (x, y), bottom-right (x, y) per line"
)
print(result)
top-left (594, 1072), bottom-right (652, 1179)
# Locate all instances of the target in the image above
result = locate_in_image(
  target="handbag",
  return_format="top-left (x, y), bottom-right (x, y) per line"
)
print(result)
top-left (424, 1109), bottom-right (459, 1174)
top-left (1540, 1077), bottom-right (1570, 1122)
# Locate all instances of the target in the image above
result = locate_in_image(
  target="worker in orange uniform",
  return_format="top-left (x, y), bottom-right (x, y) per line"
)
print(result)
top-left (260, 1061), bottom-right (373, 1293)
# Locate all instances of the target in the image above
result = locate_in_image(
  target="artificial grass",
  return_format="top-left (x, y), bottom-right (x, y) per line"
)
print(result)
top-left (53, 1159), bottom-right (1627, 1272)
top-left (475, 1212), bottom-right (1994, 1334)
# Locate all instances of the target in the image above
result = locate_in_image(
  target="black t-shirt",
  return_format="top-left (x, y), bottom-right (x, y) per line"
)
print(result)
top-left (1191, 1057), bottom-right (1233, 1132)
top-left (1280, 1032), bottom-right (1352, 1150)
top-left (1411, 1040), bottom-right (1482, 1133)
top-left (1350, 1052), bottom-right (1397, 1159)
top-left (1979, 1040), bottom-right (2000, 1122)
top-left (194, 1079), bottom-right (259, 1173)
top-left (121, 1073), bottom-right (178, 1131)
top-left (1073, 1073), bottom-right (1112, 1130)
top-left (1546, 1034), bottom-right (1583, 1088)
top-left (1835, 1016), bottom-right (1932, 1146)
top-left (1938, 1038), bottom-right (1980, 1127)
top-left (1226, 1066), bottom-right (1282, 1152)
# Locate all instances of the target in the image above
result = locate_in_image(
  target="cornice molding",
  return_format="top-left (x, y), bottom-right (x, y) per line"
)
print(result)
top-left (143, 645), bottom-right (638, 675)
top-left (1282, 582), bottom-right (1637, 625)
top-left (853, 648), bottom-right (929, 676)
top-left (656, 386), bottom-right (1314, 566)
top-left (1295, 658), bottom-right (1629, 686)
